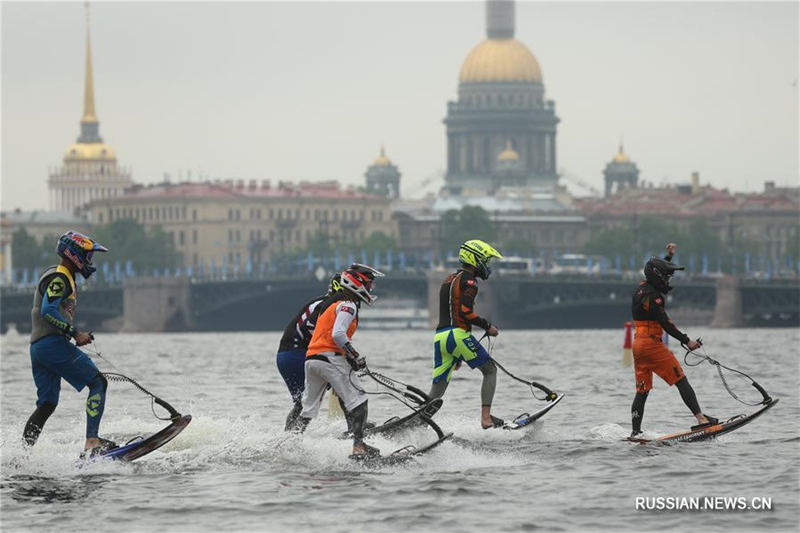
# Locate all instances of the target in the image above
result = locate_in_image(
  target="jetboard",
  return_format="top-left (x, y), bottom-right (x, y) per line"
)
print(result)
top-left (500, 393), bottom-right (565, 430)
top-left (351, 413), bottom-right (452, 466)
top-left (94, 415), bottom-right (192, 462)
top-left (365, 399), bottom-right (443, 436)
top-left (626, 399), bottom-right (778, 445)
top-left (352, 431), bottom-right (453, 467)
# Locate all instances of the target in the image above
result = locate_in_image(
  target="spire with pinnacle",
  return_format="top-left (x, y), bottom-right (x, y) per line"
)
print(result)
top-left (78, 1), bottom-right (102, 143)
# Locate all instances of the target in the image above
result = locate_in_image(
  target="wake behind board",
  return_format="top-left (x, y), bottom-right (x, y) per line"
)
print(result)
top-left (501, 393), bottom-right (565, 430)
top-left (97, 415), bottom-right (192, 462)
top-left (352, 431), bottom-right (454, 467)
top-left (627, 399), bottom-right (778, 445)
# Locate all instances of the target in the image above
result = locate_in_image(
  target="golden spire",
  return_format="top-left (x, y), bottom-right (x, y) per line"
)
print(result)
top-left (373, 144), bottom-right (391, 166)
top-left (81, 1), bottom-right (97, 123)
top-left (613, 139), bottom-right (631, 163)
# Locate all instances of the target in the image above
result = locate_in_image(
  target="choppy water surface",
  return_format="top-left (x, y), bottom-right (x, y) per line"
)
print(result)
top-left (1, 328), bottom-right (798, 531)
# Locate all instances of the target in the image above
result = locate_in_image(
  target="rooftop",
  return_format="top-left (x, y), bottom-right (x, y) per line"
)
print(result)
top-left (100, 180), bottom-right (383, 202)
top-left (576, 182), bottom-right (799, 217)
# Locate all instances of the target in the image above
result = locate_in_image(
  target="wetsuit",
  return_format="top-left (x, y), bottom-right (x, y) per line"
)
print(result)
top-left (276, 294), bottom-right (327, 427)
top-left (631, 281), bottom-right (690, 393)
top-left (24, 265), bottom-right (108, 446)
top-left (429, 269), bottom-right (497, 406)
top-left (630, 272), bottom-right (703, 433)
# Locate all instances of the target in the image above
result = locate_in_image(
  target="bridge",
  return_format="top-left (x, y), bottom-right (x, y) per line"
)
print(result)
top-left (1, 274), bottom-right (797, 333)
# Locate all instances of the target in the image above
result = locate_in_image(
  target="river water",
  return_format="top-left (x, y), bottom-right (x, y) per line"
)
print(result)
top-left (1, 328), bottom-right (798, 532)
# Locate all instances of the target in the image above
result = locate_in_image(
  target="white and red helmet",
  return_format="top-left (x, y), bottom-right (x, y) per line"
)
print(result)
top-left (340, 263), bottom-right (385, 305)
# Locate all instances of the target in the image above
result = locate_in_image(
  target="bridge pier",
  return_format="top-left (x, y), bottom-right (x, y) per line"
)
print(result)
top-left (710, 275), bottom-right (744, 328)
top-left (122, 277), bottom-right (193, 332)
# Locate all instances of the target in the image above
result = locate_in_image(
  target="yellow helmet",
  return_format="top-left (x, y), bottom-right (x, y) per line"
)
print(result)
top-left (458, 239), bottom-right (503, 279)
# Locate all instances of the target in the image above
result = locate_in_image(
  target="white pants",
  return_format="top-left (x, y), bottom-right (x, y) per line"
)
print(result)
top-left (300, 354), bottom-right (367, 419)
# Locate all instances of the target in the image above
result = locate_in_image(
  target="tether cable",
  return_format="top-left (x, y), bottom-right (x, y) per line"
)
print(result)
top-left (682, 342), bottom-right (772, 406)
top-left (87, 336), bottom-right (182, 421)
top-left (478, 334), bottom-right (558, 402)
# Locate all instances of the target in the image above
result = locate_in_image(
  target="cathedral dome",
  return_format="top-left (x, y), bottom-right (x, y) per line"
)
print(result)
top-left (372, 146), bottom-right (392, 167)
top-left (64, 142), bottom-right (116, 161)
top-left (459, 38), bottom-right (542, 83)
top-left (612, 145), bottom-right (631, 163)
top-left (498, 141), bottom-right (520, 161)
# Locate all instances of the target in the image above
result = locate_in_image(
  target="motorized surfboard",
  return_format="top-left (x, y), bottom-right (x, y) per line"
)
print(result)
top-left (364, 399), bottom-right (443, 437)
top-left (501, 393), bottom-right (565, 430)
top-left (96, 415), bottom-right (192, 462)
top-left (626, 399), bottom-right (778, 445)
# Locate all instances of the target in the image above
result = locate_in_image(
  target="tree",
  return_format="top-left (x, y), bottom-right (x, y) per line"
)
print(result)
top-left (440, 206), bottom-right (496, 255)
top-left (11, 228), bottom-right (49, 270)
top-left (500, 236), bottom-right (536, 256)
top-left (92, 218), bottom-right (179, 274)
top-left (360, 231), bottom-right (396, 255)
top-left (583, 216), bottom-right (728, 271)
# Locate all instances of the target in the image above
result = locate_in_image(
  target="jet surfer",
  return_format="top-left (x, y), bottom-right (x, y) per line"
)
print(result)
top-left (23, 231), bottom-right (116, 457)
top-left (276, 273), bottom-right (342, 430)
top-left (630, 243), bottom-right (718, 438)
top-left (428, 239), bottom-right (505, 429)
top-left (293, 264), bottom-right (384, 458)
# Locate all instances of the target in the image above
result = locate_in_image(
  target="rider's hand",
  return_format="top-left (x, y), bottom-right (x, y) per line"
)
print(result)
top-left (487, 326), bottom-right (499, 337)
top-left (454, 360), bottom-right (463, 371)
top-left (686, 339), bottom-right (702, 351)
top-left (74, 331), bottom-right (92, 346)
top-left (344, 342), bottom-right (366, 371)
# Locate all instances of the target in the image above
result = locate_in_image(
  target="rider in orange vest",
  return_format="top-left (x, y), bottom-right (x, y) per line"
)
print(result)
top-left (294, 263), bottom-right (384, 459)
top-left (630, 243), bottom-right (717, 438)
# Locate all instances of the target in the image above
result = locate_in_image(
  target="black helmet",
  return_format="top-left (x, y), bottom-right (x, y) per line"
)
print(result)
top-left (644, 257), bottom-right (684, 293)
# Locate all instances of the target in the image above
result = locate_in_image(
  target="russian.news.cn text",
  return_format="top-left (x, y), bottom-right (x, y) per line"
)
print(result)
top-left (635, 496), bottom-right (772, 512)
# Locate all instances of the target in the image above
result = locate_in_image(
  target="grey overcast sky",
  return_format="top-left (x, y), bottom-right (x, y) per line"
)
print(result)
top-left (2, 1), bottom-right (798, 211)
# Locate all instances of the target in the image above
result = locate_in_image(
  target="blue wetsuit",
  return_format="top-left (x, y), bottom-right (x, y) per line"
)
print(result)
top-left (25, 266), bottom-right (107, 445)
top-left (276, 296), bottom-right (326, 401)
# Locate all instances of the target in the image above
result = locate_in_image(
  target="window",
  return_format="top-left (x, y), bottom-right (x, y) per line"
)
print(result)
top-left (179, 231), bottom-right (185, 246)
top-left (192, 229), bottom-right (198, 244)
top-left (192, 209), bottom-right (197, 221)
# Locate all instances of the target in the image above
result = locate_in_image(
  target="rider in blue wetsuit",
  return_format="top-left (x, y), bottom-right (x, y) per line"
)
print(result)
top-left (276, 274), bottom-right (342, 430)
top-left (24, 231), bottom-right (114, 457)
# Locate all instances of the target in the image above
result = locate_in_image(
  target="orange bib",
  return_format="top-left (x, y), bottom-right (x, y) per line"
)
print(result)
top-left (307, 302), bottom-right (358, 356)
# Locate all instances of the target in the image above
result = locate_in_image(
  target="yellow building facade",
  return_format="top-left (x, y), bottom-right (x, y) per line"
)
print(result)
top-left (85, 180), bottom-right (396, 270)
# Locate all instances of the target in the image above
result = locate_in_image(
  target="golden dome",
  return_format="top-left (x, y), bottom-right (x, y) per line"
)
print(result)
top-left (373, 145), bottom-right (391, 167)
top-left (613, 145), bottom-right (631, 163)
top-left (459, 38), bottom-right (542, 83)
top-left (64, 142), bottom-right (116, 161)
top-left (498, 140), bottom-right (520, 161)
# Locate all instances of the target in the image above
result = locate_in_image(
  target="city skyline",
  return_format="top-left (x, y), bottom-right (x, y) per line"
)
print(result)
top-left (2, 1), bottom-right (798, 211)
